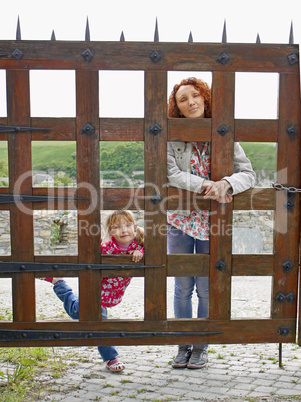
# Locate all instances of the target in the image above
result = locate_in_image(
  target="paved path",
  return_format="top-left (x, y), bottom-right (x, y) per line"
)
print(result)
top-left (1, 277), bottom-right (301, 401)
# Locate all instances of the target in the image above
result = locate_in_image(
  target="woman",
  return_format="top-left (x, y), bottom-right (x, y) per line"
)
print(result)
top-left (167, 77), bottom-right (255, 369)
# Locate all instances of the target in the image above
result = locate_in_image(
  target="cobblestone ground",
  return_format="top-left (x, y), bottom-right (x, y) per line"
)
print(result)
top-left (1, 277), bottom-right (301, 401)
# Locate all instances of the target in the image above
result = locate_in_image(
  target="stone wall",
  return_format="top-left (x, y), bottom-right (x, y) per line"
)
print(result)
top-left (0, 209), bottom-right (273, 256)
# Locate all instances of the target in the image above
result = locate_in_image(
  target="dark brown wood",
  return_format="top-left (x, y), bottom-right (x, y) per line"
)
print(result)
top-left (233, 188), bottom-right (275, 210)
top-left (0, 42), bottom-right (298, 73)
top-left (168, 118), bottom-right (211, 142)
top-left (6, 70), bottom-right (35, 322)
top-left (76, 70), bottom-right (101, 321)
top-left (0, 318), bottom-right (295, 347)
top-left (101, 187), bottom-right (144, 210)
top-left (100, 118), bottom-right (144, 141)
top-left (167, 188), bottom-right (210, 210)
top-left (31, 118), bottom-right (76, 141)
top-left (232, 255), bottom-right (274, 276)
top-left (144, 71), bottom-right (167, 321)
top-left (272, 73), bottom-right (300, 320)
top-left (167, 254), bottom-right (209, 276)
top-left (235, 119), bottom-right (278, 142)
top-left (209, 71), bottom-right (235, 320)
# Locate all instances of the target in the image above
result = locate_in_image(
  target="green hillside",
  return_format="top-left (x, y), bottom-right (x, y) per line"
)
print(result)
top-left (0, 140), bottom-right (276, 181)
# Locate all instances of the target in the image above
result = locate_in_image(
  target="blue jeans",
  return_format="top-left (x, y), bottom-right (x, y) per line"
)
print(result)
top-left (53, 280), bottom-right (118, 362)
top-left (167, 225), bottom-right (209, 348)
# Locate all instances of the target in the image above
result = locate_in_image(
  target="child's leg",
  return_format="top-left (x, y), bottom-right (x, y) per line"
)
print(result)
top-left (53, 281), bottom-right (122, 367)
top-left (53, 280), bottom-right (79, 319)
top-left (97, 306), bottom-right (119, 362)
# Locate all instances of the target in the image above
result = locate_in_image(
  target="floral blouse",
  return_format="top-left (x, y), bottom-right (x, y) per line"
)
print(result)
top-left (167, 142), bottom-right (211, 240)
top-left (101, 238), bottom-right (144, 307)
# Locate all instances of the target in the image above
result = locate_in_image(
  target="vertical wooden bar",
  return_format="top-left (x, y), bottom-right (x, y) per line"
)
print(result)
top-left (209, 72), bottom-right (235, 320)
top-left (76, 71), bottom-right (101, 321)
top-left (144, 71), bottom-right (167, 321)
top-left (6, 70), bottom-right (35, 322)
top-left (273, 73), bottom-right (300, 320)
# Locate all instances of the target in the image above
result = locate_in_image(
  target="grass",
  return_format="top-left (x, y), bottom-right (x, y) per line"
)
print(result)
top-left (0, 347), bottom-right (67, 401)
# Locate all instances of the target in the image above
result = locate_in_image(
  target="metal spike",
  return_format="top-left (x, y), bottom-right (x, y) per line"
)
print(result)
top-left (120, 31), bottom-right (125, 42)
top-left (16, 16), bottom-right (21, 40)
top-left (256, 33), bottom-right (261, 44)
top-left (188, 32), bottom-right (193, 43)
top-left (154, 18), bottom-right (159, 42)
top-left (289, 21), bottom-right (294, 44)
top-left (222, 19), bottom-right (227, 43)
top-left (85, 17), bottom-right (90, 41)
top-left (51, 30), bottom-right (56, 41)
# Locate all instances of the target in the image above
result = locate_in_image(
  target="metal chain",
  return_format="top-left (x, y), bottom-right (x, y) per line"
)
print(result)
top-left (272, 182), bottom-right (301, 193)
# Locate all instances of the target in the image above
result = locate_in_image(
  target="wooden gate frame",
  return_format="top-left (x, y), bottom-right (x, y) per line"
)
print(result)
top-left (0, 21), bottom-right (300, 348)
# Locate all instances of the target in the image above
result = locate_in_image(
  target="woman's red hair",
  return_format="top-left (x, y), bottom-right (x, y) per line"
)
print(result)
top-left (168, 77), bottom-right (212, 118)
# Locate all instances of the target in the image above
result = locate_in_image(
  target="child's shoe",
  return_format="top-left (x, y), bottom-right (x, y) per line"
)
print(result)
top-left (106, 358), bottom-right (125, 372)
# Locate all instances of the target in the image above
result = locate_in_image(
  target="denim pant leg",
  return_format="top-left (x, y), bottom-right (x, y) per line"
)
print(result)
top-left (53, 280), bottom-right (118, 362)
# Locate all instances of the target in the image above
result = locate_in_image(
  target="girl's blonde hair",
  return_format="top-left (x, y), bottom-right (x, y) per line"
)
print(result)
top-left (105, 210), bottom-right (144, 246)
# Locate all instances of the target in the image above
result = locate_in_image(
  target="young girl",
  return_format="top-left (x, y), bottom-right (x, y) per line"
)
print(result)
top-left (43, 210), bottom-right (144, 373)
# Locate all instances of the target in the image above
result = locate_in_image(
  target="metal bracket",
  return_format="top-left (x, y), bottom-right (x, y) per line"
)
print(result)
top-left (217, 124), bottom-right (229, 136)
top-left (0, 329), bottom-right (223, 342)
top-left (217, 52), bottom-right (230, 65)
top-left (0, 125), bottom-right (51, 133)
top-left (215, 259), bottom-right (226, 272)
top-left (282, 259), bottom-right (294, 273)
top-left (148, 123), bottom-right (162, 136)
top-left (0, 193), bottom-right (88, 205)
top-left (0, 261), bottom-right (165, 274)
top-left (81, 48), bottom-right (94, 62)
top-left (149, 50), bottom-right (162, 63)
top-left (275, 291), bottom-right (296, 304)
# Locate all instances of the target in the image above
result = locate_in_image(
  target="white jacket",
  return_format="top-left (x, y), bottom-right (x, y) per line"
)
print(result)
top-left (167, 142), bottom-right (256, 195)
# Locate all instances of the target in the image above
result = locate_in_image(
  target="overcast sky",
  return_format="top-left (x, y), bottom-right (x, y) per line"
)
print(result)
top-left (0, 0), bottom-right (300, 119)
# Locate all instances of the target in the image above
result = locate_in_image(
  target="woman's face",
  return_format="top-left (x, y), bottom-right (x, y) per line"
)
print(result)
top-left (175, 84), bottom-right (205, 118)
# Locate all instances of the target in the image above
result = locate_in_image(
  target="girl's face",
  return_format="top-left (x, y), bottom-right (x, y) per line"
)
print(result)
top-left (109, 217), bottom-right (136, 244)
top-left (175, 84), bottom-right (205, 118)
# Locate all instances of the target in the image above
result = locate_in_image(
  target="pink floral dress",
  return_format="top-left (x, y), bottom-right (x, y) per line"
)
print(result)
top-left (167, 142), bottom-right (211, 240)
top-left (101, 238), bottom-right (144, 307)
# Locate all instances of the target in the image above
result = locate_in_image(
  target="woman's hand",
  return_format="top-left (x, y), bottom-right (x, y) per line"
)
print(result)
top-left (129, 250), bottom-right (144, 263)
top-left (202, 180), bottom-right (233, 203)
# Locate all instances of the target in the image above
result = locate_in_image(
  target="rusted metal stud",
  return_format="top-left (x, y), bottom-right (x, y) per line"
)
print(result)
top-left (222, 19), bottom-right (227, 43)
top-left (286, 125), bottom-right (298, 137)
top-left (217, 52), bottom-right (230, 65)
top-left (51, 30), bottom-right (56, 41)
top-left (120, 31), bottom-right (125, 42)
top-left (81, 48), bottom-right (94, 62)
top-left (11, 48), bottom-right (23, 60)
top-left (149, 123), bottom-right (162, 135)
top-left (154, 18), bottom-right (159, 42)
top-left (289, 21), bottom-right (294, 44)
top-left (16, 16), bottom-right (21, 40)
top-left (282, 259), bottom-right (293, 273)
top-left (150, 192), bottom-right (163, 205)
top-left (149, 50), bottom-right (162, 63)
top-left (188, 32), bottom-right (193, 43)
top-left (81, 123), bottom-right (95, 135)
top-left (287, 53), bottom-right (299, 65)
top-left (275, 292), bottom-right (286, 303)
top-left (20, 265), bottom-right (26, 271)
top-left (215, 259), bottom-right (226, 272)
top-left (85, 17), bottom-right (90, 41)
top-left (256, 33), bottom-right (261, 44)
top-left (217, 124), bottom-right (229, 136)
top-left (278, 327), bottom-right (291, 336)
top-left (286, 292), bottom-right (296, 303)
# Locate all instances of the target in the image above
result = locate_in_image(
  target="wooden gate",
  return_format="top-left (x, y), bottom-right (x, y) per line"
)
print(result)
top-left (0, 20), bottom-right (300, 348)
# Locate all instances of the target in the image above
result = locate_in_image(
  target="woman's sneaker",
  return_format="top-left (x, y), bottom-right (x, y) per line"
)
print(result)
top-left (172, 345), bottom-right (192, 368)
top-left (187, 346), bottom-right (208, 369)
